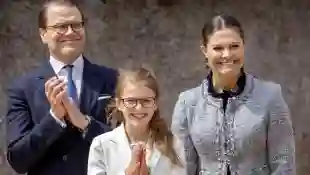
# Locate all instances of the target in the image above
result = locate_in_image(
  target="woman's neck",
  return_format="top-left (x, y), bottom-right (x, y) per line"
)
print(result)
top-left (125, 124), bottom-right (150, 144)
top-left (212, 72), bottom-right (241, 93)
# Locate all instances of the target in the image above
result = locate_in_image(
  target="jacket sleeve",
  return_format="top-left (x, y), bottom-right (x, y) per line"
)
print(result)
top-left (88, 136), bottom-right (127, 175)
top-left (6, 82), bottom-right (65, 174)
top-left (88, 137), bottom-right (107, 175)
top-left (81, 114), bottom-right (112, 144)
top-left (267, 85), bottom-right (296, 175)
top-left (171, 135), bottom-right (188, 175)
top-left (171, 93), bottom-right (199, 175)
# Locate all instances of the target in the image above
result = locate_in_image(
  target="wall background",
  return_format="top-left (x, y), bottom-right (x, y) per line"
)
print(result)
top-left (0, 0), bottom-right (310, 174)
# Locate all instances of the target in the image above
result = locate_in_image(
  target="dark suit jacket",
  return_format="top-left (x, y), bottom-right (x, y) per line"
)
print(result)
top-left (5, 58), bottom-right (117, 175)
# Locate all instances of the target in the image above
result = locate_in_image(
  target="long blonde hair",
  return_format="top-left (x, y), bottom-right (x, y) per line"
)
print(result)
top-left (107, 66), bottom-right (182, 166)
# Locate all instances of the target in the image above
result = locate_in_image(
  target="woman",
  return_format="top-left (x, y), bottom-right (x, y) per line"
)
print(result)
top-left (87, 67), bottom-right (186, 175)
top-left (171, 14), bottom-right (296, 175)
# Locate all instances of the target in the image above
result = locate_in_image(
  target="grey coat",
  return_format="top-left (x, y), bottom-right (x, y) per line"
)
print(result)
top-left (171, 74), bottom-right (295, 175)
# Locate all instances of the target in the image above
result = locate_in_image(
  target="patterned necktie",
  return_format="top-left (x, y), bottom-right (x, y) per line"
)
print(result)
top-left (64, 65), bottom-right (78, 104)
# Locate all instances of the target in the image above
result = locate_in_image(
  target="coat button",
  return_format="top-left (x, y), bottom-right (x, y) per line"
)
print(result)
top-left (63, 155), bottom-right (68, 161)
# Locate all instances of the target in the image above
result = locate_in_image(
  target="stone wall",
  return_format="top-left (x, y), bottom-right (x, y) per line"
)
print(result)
top-left (0, 0), bottom-right (310, 174)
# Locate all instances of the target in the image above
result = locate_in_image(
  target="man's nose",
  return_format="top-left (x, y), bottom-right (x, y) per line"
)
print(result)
top-left (64, 25), bottom-right (75, 35)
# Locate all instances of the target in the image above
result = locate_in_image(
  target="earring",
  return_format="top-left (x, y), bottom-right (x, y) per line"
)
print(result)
top-left (204, 58), bottom-right (210, 69)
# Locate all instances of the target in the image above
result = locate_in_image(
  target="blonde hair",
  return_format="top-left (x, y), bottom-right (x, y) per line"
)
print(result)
top-left (107, 66), bottom-right (182, 166)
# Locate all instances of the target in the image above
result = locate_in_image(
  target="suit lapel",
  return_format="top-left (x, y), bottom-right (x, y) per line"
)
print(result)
top-left (79, 58), bottom-right (102, 115)
top-left (34, 62), bottom-right (57, 112)
top-left (114, 124), bottom-right (132, 171)
top-left (36, 61), bottom-right (57, 80)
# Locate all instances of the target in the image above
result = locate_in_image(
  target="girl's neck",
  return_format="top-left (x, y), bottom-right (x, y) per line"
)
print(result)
top-left (125, 123), bottom-right (150, 144)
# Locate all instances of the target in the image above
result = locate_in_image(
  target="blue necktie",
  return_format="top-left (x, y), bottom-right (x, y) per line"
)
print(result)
top-left (64, 65), bottom-right (78, 104)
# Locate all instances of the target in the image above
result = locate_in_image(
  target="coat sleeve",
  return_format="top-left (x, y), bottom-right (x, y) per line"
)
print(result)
top-left (171, 93), bottom-right (199, 175)
top-left (81, 115), bottom-right (112, 144)
top-left (267, 85), bottom-right (296, 175)
top-left (88, 137), bottom-right (107, 175)
top-left (171, 135), bottom-right (188, 175)
top-left (6, 81), bottom-right (65, 173)
top-left (87, 136), bottom-right (126, 175)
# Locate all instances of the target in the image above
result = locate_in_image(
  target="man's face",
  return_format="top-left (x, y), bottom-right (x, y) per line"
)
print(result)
top-left (40, 4), bottom-right (85, 62)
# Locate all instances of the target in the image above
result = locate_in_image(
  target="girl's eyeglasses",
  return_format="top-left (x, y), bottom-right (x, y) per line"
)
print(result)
top-left (121, 97), bottom-right (156, 108)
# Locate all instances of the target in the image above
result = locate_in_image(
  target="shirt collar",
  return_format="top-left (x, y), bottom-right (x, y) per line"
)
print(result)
top-left (207, 68), bottom-right (246, 98)
top-left (49, 55), bottom-right (84, 75)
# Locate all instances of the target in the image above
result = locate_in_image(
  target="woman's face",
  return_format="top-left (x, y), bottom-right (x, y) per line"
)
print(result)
top-left (116, 82), bottom-right (157, 129)
top-left (202, 28), bottom-right (245, 77)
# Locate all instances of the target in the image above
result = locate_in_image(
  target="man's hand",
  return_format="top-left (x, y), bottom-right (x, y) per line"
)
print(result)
top-left (45, 77), bottom-right (67, 119)
top-left (61, 90), bottom-right (90, 130)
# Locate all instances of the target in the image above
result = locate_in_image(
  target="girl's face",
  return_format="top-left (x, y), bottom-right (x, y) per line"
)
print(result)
top-left (117, 82), bottom-right (157, 128)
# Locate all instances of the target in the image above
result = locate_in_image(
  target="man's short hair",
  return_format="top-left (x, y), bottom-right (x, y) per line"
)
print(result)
top-left (38, 0), bottom-right (85, 29)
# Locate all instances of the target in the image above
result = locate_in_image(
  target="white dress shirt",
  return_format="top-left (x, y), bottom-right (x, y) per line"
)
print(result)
top-left (49, 55), bottom-right (84, 127)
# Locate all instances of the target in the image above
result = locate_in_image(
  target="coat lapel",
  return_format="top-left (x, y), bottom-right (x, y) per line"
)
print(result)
top-left (114, 124), bottom-right (163, 174)
top-left (34, 62), bottom-right (57, 112)
top-left (113, 124), bottom-right (132, 171)
top-left (79, 58), bottom-right (102, 115)
top-left (35, 61), bottom-right (57, 83)
top-left (115, 124), bottom-right (131, 153)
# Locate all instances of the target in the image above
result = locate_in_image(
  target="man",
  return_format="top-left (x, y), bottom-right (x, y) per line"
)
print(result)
top-left (5, 1), bottom-right (117, 174)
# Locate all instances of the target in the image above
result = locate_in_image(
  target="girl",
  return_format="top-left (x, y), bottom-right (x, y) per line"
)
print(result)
top-left (87, 66), bottom-right (186, 175)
